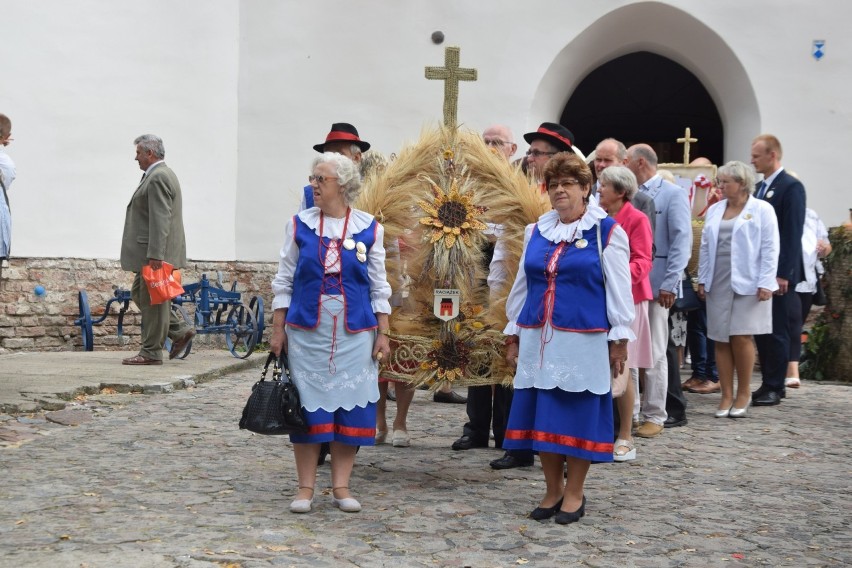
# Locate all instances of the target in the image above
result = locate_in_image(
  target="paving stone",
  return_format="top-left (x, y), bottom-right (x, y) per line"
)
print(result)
top-left (0, 367), bottom-right (850, 566)
top-left (44, 409), bottom-right (93, 426)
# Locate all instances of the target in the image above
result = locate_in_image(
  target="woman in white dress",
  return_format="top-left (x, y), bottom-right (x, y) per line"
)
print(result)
top-left (270, 153), bottom-right (392, 514)
top-left (698, 161), bottom-right (779, 418)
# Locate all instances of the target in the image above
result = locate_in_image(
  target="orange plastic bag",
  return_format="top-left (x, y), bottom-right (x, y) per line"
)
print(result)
top-left (141, 262), bottom-right (185, 305)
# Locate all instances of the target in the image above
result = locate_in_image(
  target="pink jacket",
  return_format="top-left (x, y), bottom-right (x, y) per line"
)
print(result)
top-left (614, 201), bottom-right (653, 303)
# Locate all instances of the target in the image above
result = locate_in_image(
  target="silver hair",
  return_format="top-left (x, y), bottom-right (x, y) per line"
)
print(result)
top-left (599, 165), bottom-right (638, 201)
top-left (717, 160), bottom-right (756, 194)
top-left (312, 152), bottom-right (362, 205)
top-left (134, 134), bottom-right (165, 159)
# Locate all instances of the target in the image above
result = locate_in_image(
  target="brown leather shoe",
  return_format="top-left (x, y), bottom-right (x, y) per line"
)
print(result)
top-left (634, 421), bottom-right (664, 438)
top-left (169, 329), bottom-right (196, 360)
top-left (681, 376), bottom-right (705, 391)
top-left (688, 380), bottom-right (721, 394)
top-left (122, 355), bottom-right (163, 366)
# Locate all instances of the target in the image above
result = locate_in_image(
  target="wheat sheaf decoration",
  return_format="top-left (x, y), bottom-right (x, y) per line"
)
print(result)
top-left (356, 125), bottom-right (548, 389)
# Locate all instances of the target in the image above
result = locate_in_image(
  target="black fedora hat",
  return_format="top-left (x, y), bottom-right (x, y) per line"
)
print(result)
top-left (313, 123), bottom-right (371, 153)
top-left (523, 122), bottom-right (574, 152)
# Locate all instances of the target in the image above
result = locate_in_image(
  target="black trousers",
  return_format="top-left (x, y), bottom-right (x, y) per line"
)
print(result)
top-left (665, 315), bottom-right (688, 420)
top-left (462, 385), bottom-right (533, 459)
top-left (755, 289), bottom-right (801, 393)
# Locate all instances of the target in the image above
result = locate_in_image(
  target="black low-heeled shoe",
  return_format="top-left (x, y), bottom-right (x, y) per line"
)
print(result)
top-left (554, 496), bottom-right (586, 525)
top-left (529, 498), bottom-right (563, 521)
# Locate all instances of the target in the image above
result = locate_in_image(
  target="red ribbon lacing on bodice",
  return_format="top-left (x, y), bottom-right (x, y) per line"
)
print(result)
top-left (318, 208), bottom-right (351, 375)
top-left (539, 241), bottom-right (567, 367)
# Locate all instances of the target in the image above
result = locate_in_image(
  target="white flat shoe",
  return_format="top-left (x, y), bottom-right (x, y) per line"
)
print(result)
top-left (715, 407), bottom-right (731, 418)
top-left (289, 487), bottom-right (314, 513)
top-left (729, 406), bottom-right (748, 418)
top-left (392, 429), bottom-right (410, 447)
top-left (785, 377), bottom-right (801, 388)
top-left (613, 438), bottom-right (636, 462)
top-left (375, 429), bottom-right (388, 444)
top-left (332, 496), bottom-right (362, 512)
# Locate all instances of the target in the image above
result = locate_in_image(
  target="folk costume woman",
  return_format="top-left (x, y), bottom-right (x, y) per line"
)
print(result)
top-left (503, 153), bottom-right (635, 525)
top-left (270, 153), bottom-right (392, 514)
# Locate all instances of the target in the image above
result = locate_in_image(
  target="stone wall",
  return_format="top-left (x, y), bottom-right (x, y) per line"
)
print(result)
top-left (0, 258), bottom-right (277, 354)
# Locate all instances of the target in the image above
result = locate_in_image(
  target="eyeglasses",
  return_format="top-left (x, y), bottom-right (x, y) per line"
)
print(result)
top-left (547, 179), bottom-right (581, 191)
top-left (484, 139), bottom-right (512, 147)
top-left (308, 175), bottom-right (339, 184)
top-left (526, 149), bottom-right (556, 158)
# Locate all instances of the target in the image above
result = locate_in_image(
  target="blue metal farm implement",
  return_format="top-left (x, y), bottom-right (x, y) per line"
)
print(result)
top-left (74, 273), bottom-right (265, 358)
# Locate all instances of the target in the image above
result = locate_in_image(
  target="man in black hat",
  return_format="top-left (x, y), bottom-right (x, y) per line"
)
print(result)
top-left (299, 123), bottom-right (370, 210)
top-left (523, 122), bottom-right (575, 182)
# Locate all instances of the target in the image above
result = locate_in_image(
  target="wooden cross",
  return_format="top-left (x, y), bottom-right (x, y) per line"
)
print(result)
top-left (425, 46), bottom-right (478, 129)
top-left (677, 127), bottom-right (698, 164)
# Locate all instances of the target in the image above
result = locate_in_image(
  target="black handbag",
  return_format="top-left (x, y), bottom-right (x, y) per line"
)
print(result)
top-left (239, 352), bottom-right (308, 435)
top-left (672, 270), bottom-right (701, 313)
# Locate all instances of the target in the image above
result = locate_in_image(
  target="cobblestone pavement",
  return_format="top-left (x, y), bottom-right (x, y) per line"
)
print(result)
top-left (1, 368), bottom-right (849, 568)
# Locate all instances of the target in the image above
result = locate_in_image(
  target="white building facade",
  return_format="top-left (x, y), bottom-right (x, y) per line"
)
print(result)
top-left (2, 0), bottom-right (849, 262)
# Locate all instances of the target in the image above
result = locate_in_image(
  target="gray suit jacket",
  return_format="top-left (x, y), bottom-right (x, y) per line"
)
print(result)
top-left (640, 174), bottom-right (692, 297)
top-left (120, 162), bottom-right (187, 271)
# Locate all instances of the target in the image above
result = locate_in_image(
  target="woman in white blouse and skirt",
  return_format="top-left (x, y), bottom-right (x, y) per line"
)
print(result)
top-left (270, 153), bottom-right (392, 514)
top-left (698, 161), bottom-right (779, 418)
top-left (503, 153), bottom-right (635, 525)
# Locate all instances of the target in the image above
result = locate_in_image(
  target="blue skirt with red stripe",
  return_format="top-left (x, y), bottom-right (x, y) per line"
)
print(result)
top-left (503, 387), bottom-right (613, 463)
top-left (289, 402), bottom-right (377, 446)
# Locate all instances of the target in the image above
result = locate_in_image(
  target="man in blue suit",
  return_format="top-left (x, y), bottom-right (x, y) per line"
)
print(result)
top-left (627, 144), bottom-right (693, 437)
top-left (750, 134), bottom-right (806, 406)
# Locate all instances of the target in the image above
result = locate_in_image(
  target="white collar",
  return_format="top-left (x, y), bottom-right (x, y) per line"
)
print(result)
top-left (145, 160), bottom-right (165, 175)
top-left (763, 167), bottom-right (784, 188)
top-left (297, 207), bottom-right (375, 235)
top-left (537, 205), bottom-right (607, 243)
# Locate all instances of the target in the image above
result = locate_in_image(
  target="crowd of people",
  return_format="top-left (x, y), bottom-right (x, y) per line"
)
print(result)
top-left (265, 120), bottom-right (831, 523)
top-left (39, 117), bottom-right (815, 522)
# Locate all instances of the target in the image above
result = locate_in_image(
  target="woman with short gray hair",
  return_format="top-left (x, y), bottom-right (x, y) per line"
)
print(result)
top-left (597, 165), bottom-right (653, 462)
top-left (698, 161), bottom-right (779, 418)
top-left (270, 152), bottom-right (391, 514)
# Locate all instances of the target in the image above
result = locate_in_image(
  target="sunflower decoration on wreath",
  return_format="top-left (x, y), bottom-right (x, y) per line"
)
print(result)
top-left (418, 151), bottom-right (488, 249)
top-left (356, 126), bottom-right (544, 390)
top-left (381, 139), bottom-right (504, 390)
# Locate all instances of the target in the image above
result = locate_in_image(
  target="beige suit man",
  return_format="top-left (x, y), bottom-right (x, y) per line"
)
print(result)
top-left (120, 134), bottom-right (194, 365)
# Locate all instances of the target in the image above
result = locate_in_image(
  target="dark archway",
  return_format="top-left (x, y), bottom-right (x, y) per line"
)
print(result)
top-left (560, 51), bottom-right (723, 165)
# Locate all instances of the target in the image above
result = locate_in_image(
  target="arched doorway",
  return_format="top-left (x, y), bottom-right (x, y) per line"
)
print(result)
top-left (527, 2), bottom-right (759, 165)
top-left (560, 51), bottom-right (723, 165)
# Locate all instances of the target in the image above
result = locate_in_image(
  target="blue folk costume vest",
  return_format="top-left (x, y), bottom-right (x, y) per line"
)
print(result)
top-left (302, 185), bottom-right (314, 209)
top-left (286, 214), bottom-right (379, 332)
top-left (517, 217), bottom-right (617, 332)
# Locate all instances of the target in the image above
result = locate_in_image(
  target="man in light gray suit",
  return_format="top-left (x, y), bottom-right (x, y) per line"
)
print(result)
top-left (626, 144), bottom-right (692, 437)
top-left (120, 134), bottom-right (194, 365)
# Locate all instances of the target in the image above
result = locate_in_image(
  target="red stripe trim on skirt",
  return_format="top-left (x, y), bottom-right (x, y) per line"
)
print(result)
top-left (307, 423), bottom-right (375, 437)
top-left (505, 429), bottom-right (613, 453)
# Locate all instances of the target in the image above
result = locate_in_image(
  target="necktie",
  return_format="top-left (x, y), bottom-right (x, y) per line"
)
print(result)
top-left (756, 181), bottom-right (767, 199)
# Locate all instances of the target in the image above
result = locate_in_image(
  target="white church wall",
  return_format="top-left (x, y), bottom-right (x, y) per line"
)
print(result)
top-left (0, 1), bottom-right (848, 263)
top-left (238, 0), bottom-right (851, 261)
top-left (1, 0), bottom-right (240, 260)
